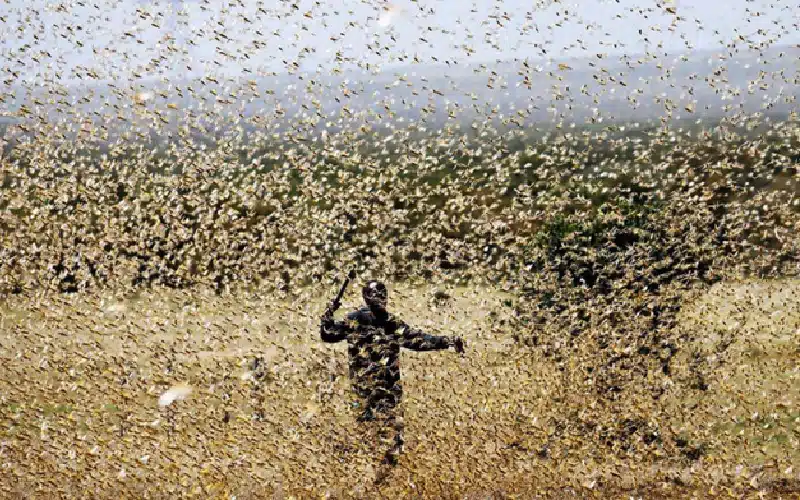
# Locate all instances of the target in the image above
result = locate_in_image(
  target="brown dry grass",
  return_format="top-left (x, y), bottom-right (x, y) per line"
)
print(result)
top-left (0, 280), bottom-right (797, 498)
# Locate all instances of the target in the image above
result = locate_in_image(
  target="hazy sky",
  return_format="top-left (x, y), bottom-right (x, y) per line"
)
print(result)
top-left (1, 0), bottom-right (799, 84)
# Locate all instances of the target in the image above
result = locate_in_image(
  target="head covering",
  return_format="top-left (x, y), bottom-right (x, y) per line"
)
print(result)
top-left (362, 280), bottom-right (388, 302)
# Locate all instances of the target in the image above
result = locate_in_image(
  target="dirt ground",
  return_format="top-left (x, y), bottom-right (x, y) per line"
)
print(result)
top-left (0, 280), bottom-right (798, 498)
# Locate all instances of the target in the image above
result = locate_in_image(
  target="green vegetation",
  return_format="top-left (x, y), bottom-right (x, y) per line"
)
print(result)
top-left (2, 118), bottom-right (797, 296)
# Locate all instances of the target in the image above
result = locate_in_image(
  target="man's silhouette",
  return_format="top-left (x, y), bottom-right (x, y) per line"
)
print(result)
top-left (320, 279), bottom-right (464, 471)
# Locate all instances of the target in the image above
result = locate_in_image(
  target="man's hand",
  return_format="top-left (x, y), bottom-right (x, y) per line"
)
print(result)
top-left (453, 336), bottom-right (465, 354)
top-left (323, 300), bottom-right (338, 319)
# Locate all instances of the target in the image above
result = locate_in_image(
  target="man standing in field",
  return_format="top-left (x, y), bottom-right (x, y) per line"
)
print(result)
top-left (320, 278), bottom-right (464, 476)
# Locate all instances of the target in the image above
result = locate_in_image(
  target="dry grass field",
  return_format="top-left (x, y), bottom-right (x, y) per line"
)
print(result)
top-left (0, 279), bottom-right (797, 498)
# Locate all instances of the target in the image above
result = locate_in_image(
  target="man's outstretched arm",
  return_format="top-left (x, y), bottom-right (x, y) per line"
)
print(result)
top-left (320, 305), bottom-right (350, 343)
top-left (399, 321), bottom-right (464, 352)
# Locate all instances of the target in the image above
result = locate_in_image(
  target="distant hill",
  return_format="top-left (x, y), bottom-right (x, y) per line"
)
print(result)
top-left (2, 44), bottom-right (798, 148)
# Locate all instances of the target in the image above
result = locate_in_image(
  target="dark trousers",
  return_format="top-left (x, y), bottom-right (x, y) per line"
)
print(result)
top-left (354, 383), bottom-right (405, 465)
